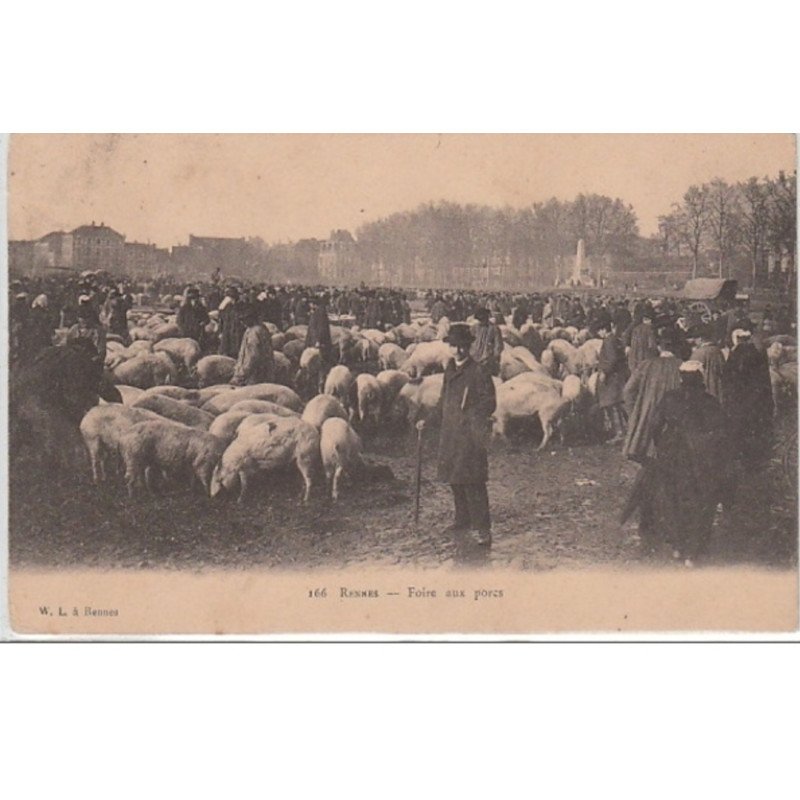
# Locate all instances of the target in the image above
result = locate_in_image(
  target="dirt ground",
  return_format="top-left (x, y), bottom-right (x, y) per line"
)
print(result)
top-left (8, 410), bottom-right (798, 572)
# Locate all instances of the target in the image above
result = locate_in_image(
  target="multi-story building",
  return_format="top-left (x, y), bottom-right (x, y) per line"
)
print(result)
top-left (71, 222), bottom-right (125, 272)
top-left (186, 234), bottom-right (247, 276)
top-left (318, 230), bottom-right (360, 284)
top-left (123, 241), bottom-right (171, 277)
top-left (8, 240), bottom-right (35, 275)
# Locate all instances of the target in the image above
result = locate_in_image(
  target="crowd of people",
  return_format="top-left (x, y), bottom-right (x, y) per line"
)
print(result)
top-left (7, 269), bottom-right (796, 566)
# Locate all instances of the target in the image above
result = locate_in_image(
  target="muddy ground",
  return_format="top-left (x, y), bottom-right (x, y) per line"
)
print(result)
top-left (9, 410), bottom-right (797, 572)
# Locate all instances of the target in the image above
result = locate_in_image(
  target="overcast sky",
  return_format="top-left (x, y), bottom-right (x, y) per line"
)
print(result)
top-left (8, 133), bottom-right (796, 246)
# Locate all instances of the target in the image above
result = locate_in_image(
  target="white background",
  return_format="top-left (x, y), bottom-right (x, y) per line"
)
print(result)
top-left (2, 2), bottom-right (799, 798)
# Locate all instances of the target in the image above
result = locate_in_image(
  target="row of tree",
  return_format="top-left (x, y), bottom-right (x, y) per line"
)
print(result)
top-left (222, 172), bottom-right (795, 291)
top-left (356, 194), bottom-right (640, 286)
top-left (657, 171), bottom-right (797, 286)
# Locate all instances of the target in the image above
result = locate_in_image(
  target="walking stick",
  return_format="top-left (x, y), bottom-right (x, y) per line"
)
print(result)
top-left (414, 423), bottom-right (424, 525)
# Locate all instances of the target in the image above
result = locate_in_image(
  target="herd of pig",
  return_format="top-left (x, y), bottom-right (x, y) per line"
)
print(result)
top-left (72, 309), bottom-right (635, 503)
top-left (80, 306), bottom-right (800, 500)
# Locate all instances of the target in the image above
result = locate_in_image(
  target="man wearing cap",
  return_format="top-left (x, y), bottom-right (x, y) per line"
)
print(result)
top-left (431, 322), bottom-right (497, 546)
top-left (622, 327), bottom-right (682, 464)
top-left (722, 327), bottom-right (774, 462)
top-left (622, 359), bottom-right (732, 566)
top-left (470, 307), bottom-right (504, 376)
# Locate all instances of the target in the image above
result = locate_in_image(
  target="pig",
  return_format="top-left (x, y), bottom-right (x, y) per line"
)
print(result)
top-left (323, 365), bottom-right (355, 409)
top-left (376, 369), bottom-right (410, 419)
top-left (119, 419), bottom-right (226, 496)
top-left (202, 383), bottom-right (303, 415)
top-left (352, 373), bottom-right (383, 427)
top-left (131, 393), bottom-right (216, 429)
top-left (79, 404), bottom-right (164, 484)
top-left (112, 352), bottom-right (178, 389)
top-left (320, 417), bottom-right (364, 501)
top-left (378, 342), bottom-right (409, 371)
top-left (195, 355), bottom-right (237, 387)
top-left (301, 394), bottom-right (349, 431)
top-left (210, 415), bottom-right (321, 503)
top-left (492, 378), bottom-right (571, 449)
top-left (153, 337), bottom-right (202, 373)
top-left (401, 340), bottom-right (452, 378)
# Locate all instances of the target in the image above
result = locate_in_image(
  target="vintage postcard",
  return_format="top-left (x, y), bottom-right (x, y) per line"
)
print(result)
top-left (2, 133), bottom-right (798, 637)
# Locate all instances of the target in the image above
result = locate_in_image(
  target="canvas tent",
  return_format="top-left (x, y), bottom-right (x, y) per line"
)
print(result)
top-left (680, 278), bottom-right (738, 302)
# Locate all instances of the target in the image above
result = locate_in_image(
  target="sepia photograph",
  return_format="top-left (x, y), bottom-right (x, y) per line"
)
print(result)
top-left (3, 133), bottom-right (798, 635)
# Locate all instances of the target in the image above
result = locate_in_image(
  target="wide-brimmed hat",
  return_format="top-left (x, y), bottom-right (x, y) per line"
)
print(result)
top-left (445, 323), bottom-right (474, 346)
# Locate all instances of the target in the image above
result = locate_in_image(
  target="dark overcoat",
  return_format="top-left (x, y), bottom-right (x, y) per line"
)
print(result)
top-left (722, 341), bottom-right (774, 459)
top-left (219, 303), bottom-right (246, 358)
top-left (597, 334), bottom-right (630, 408)
top-left (177, 301), bottom-right (210, 343)
top-left (621, 384), bottom-right (733, 556)
top-left (306, 305), bottom-right (334, 365)
top-left (436, 357), bottom-right (497, 485)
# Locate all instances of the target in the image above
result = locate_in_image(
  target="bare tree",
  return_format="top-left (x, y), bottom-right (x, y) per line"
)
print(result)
top-left (765, 170), bottom-right (797, 282)
top-left (706, 178), bottom-right (740, 279)
top-left (672, 185), bottom-right (710, 279)
top-left (657, 211), bottom-right (686, 256)
top-left (737, 177), bottom-right (770, 289)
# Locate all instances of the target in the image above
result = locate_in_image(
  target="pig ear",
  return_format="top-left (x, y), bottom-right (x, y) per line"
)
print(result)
top-left (267, 421), bottom-right (277, 433)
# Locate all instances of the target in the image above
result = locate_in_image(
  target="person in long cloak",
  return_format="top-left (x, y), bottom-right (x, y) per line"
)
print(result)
top-left (231, 304), bottom-right (275, 386)
top-left (621, 361), bottom-right (733, 566)
top-left (626, 306), bottom-right (658, 374)
top-left (622, 328), bottom-right (682, 464)
top-left (689, 324), bottom-right (725, 404)
top-left (218, 287), bottom-right (246, 359)
top-left (722, 328), bottom-right (774, 463)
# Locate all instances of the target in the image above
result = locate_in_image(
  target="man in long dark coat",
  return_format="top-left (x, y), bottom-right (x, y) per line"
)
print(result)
top-left (364, 293), bottom-right (383, 329)
top-left (622, 360), bottom-right (732, 566)
top-left (722, 328), bottom-right (774, 462)
top-left (176, 287), bottom-right (210, 347)
top-left (306, 295), bottom-right (334, 369)
top-left (218, 287), bottom-right (246, 359)
top-left (597, 320), bottom-right (630, 442)
top-left (434, 323), bottom-right (497, 546)
top-left (470, 307), bottom-right (504, 376)
top-left (626, 306), bottom-right (658, 373)
top-left (689, 324), bottom-right (725, 403)
top-left (622, 327), bottom-right (682, 464)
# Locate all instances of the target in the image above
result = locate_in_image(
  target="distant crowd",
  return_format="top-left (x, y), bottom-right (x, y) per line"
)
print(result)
top-left (8, 270), bottom-right (796, 368)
